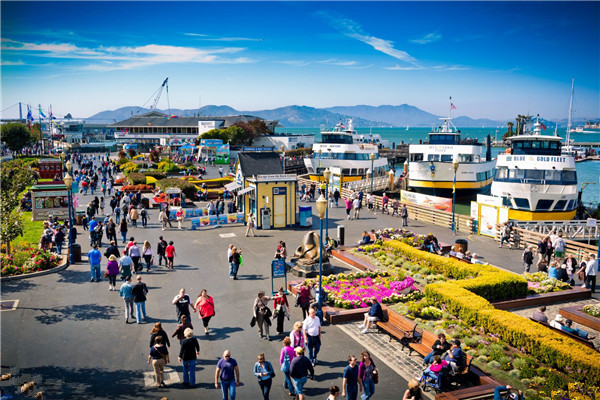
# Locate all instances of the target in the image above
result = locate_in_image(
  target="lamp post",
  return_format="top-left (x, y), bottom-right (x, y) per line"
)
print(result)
top-left (166, 145), bottom-right (172, 175)
top-left (281, 144), bottom-right (285, 171)
top-left (323, 168), bottom-right (331, 237)
top-left (370, 153), bottom-right (375, 194)
top-left (318, 149), bottom-right (323, 181)
top-left (451, 156), bottom-right (459, 235)
top-left (64, 172), bottom-right (75, 265)
top-left (315, 193), bottom-right (327, 322)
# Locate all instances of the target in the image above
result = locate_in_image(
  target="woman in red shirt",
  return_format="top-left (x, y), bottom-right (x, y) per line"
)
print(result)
top-left (273, 287), bottom-right (289, 335)
top-left (165, 241), bottom-right (176, 269)
top-left (194, 289), bottom-right (216, 334)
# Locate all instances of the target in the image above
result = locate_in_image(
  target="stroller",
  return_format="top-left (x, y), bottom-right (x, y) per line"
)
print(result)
top-left (418, 368), bottom-right (443, 393)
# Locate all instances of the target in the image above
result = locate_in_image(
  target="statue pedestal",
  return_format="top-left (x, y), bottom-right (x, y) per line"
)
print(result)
top-left (289, 260), bottom-right (335, 278)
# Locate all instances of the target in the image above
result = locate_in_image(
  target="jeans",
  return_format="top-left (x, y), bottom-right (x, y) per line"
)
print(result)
top-left (158, 253), bottom-right (167, 266)
top-left (182, 359), bottom-right (196, 386)
top-left (423, 350), bottom-right (435, 365)
top-left (144, 255), bottom-right (152, 270)
top-left (361, 379), bottom-right (375, 400)
top-left (135, 301), bottom-right (146, 323)
top-left (258, 378), bottom-right (272, 400)
top-left (229, 262), bottom-right (239, 278)
top-left (500, 236), bottom-right (510, 246)
top-left (141, 216), bottom-right (147, 227)
top-left (345, 384), bottom-right (358, 400)
top-left (586, 275), bottom-right (597, 293)
top-left (124, 298), bottom-right (134, 320)
top-left (55, 242), bottom-right (63, 254)
top-left (115, 213), bottom-right (120, 224)
top-left (220, 379), bottom-right (236, 400)
top-left (292, 376), bottom-right (308, 395)
top-left (121, 232), bottom-right (127, 243)
top-left (306, 335), bottom-right (321, 363)
top-left (90, 264), bottom-right (101, 281)
top-left (283, 371), bottom-right (295, 395)
top-left (131, 219), bottom-right (137, 227)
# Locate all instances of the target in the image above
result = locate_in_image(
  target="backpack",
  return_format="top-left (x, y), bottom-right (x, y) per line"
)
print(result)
top-left (141, 209), bottom-right (147, 217)
top-left (280, 352), bottom-right (290, 373)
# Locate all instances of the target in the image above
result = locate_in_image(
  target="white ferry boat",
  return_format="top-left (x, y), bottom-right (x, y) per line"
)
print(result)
top-left (407, 117), bottom-right (495, 198)
top-left (491, 115), bottom-right (577, 221)
top-left (304, 119), bottom-right (389, 183)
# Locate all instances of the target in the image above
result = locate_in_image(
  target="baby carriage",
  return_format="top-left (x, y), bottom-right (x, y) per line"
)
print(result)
top-left (418, 368), bottom-right (442, 393)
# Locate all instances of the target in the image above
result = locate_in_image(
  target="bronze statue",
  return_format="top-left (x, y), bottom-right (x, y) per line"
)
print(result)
top-left (290, 231), bottom-right (333, 278)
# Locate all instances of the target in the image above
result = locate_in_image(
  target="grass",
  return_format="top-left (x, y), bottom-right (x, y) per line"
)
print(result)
top-left (14, 212), bottom-right (44, 246)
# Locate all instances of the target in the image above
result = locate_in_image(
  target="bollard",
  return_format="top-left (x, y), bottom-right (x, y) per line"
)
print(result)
top-left (337, 225), bottom-right (345, 246)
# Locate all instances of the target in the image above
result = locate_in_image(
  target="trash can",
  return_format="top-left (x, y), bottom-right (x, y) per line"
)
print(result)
top-left (337, 225), bottom-right (345, 246)
top-left (75, 211), bottom-right (85, 225)
top-left (299, 206), bottom-right (312, 227)
top-left (454, 239), bottom-right (468, 253)
top-left (71, 243), bottom-right (82, 263)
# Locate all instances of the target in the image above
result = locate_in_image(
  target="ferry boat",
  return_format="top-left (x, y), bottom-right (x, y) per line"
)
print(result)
top-left (407, 116), bottom-right (495, 198)
top-left (304, 119), bottom-right (389, 183)
top-left (491, 115), bottom-right (577, 221)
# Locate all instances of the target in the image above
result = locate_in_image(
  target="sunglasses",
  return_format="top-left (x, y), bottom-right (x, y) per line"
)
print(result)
top-left (225, 355), bottom-right (231, 358)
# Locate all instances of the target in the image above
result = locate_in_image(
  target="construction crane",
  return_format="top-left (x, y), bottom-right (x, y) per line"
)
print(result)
top-left (138, 77), bottom-right (170, 115)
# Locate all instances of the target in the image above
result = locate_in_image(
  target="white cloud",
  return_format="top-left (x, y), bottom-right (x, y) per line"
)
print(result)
top-left (184, 33), bottom-right (262, 42)
top-left (410, 32), bottom-right (442, 45)
top-left (385, 64), bottom-right (424, 71)
top-left (1, 60), bottom-right (25, 66)
top-left (276, 60), bottom-right (311, 67)
top-left (318, 58), bottom-right (357, 66)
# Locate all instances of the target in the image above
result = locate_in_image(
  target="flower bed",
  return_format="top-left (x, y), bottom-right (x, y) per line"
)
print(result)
top-left (1, 245), bottom-right (62, 277)
top-left (121, 184), bottom-right (154, 192)
top-left (377, 228), bottom-right (425, 247)
top-left (582, 304), bottom-right (600, 318)
top-left (525, 272), bottom-right (572, 294)
top-left (309, 271), bottom-right (421, 309)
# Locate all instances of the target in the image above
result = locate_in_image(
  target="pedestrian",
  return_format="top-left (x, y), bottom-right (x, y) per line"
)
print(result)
top-left (142, 241), bottom-right (153, 271)
top-left (245, 212), bottom-right (256, 237)
top-left (128, 241), bottom-right (142, 273)
top-left (119, 275), bottom-right (135, 324)
top-left (130, 206), bottom-right (139, 228)
top-left (159, 208), bottom-right (169, 230)
top-left (157, 236), bottom-right (168, 266)
top-left (172, 288), bottom-right (195, 323)
top-left (179, 328), bottom-right (200, 388)
top-left (252, 291), bottom-right (274, 340)
top-left (280, 337), bottom-right (296, 397)
top-left (215, 350), bottom-right (240, 400)
top-left (106, 218), bottom-right (117, 243)
top-left (176, 208), bottom-right (184, 230)
top-left (352, 197), bottom-right (361, 220)
top-left (358, 350), bottom-right (378, 400)
top-left (367, 193), bottom-right (374, 211)
top-left (275, 241), bottom-right (287, 260)
top-left (400, 204), bottom-right (409, 226)
top-left (289, 347), bottom-right (314, 400)
top-left (522, 245), bottom-right (534, 273)
top-left (253, 353), bottom-right (275, 400)
top-left (88, 245), bottom-right (102, 283)
top-left (554, 232), bottom-right (566, 259)
top-left (194, 289), bottom-right (215, 334)
top-left (172, 314), bottom-right (194, 344)
top-left (106, 254), bottom-right (120, 291)
top-left (119, 251), bottom-right (133, 281)
top-left (296, 281), bottom-right (313, 319)
top-left (140, 206), bottom-right (148, 228)
top-left (100, 196), bottom-right (105, 214)
top-left (328, 385), bottom-right (341, 400)
top-left (303, 308), bottom-right (321, 366)
top-left (165, 241), bottom-right (176, 269)
top-left (344, 198), bottom-right (352, 220)
top-left (114, 206), bottom-right (121, 225)
top-left (585, 253), bottom-right (598, 293)
top-left (342, 355), bottom-right (362, 400)
top-left (149, 322), bottom-right (171, 349)
top-left (381, 193), bottom-right (389, 215)
top-left (402, 378), bottom-right (422, 400)
top-left (132, 275), bottom-right (148, 323)
top-left (119, 219), bottom-right (128, 244)
top-left (229, 246), bottom-right (241, 279)
top-left (273, 287), bottom-right (289, 335)
top-left (291, 321), bottom-right (305, 349)
top-left (148, 336), bottom-right (169, 388)
top-left (498, 222), bottom-right (512, 248)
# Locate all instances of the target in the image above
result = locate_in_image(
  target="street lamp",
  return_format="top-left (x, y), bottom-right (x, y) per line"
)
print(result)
top-left (369, 153), bottom-right (375, 194)
top-left (318, 149), bottom-right (323, 181)
top-left (315, 193), bottom-right (327, 322)
top-left (323, 168), bottom-right (331, 237)
top-left (64, 172), bottom-right (75, 265)
top-left (281, 144), bottom-right (285, 171)
top-left (166, 145), bottom-right (172, 175)
top-left (451, 156), bottom-right (459, 235)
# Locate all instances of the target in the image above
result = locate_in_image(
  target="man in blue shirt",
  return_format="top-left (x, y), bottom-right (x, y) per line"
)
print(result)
top-left (215, 350), bottom-right (240, 400)
top-left (359, 297), bottom-right (384, 334)
top-left (88, 245), bottom-right (102, 282)
top-left (88, 217), bottom-right (98, 246)
top-left (119, 276), bottom-right (135, 323)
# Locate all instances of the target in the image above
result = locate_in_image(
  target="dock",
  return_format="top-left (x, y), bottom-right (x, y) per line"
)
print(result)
top-left (575, 155), bottom-right (600, 163)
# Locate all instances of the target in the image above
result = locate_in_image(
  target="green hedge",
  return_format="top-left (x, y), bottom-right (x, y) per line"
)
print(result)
top-left (155, 178), bottom-right (196, 198)
top-left (142, 170), bottom-right (167, 180)
top-left (126, 173), bottom-right (146, 185)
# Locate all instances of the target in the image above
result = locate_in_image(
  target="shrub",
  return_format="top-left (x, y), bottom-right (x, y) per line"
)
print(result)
top-left (155, 178), bottom-right (197, 199)
top-left (508, 369), bottom-right (520, 379)
top-left (476, 355), bottom-right (488, 363)
top-left (120, 161), bottom-right (139, 174)
top-left (1, 244), bottom-right (62, 276)
top-left (142, 170), bottom-right (167, 180)
top-left (488, 360), bottom-right (501, 368)
top-left (583, 304), bottom-right (600, 318)
top-left (126, 173), bottom-right (146, 185)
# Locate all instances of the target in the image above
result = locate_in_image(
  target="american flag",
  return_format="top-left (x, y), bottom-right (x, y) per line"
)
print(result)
top-left (450, 103), bottom-right (456, 110)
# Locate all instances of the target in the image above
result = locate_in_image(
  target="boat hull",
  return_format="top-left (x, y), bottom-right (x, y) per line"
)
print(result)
top-left (507, 209), bottom-right (576, 221)
top-left (408, 179), bottom-right (492, 198)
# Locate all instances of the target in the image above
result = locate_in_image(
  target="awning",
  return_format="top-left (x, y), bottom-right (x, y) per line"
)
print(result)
top-left (225, 182), bottom-right (242, 191)
top-left (237, 186), bottom-right (256, 196)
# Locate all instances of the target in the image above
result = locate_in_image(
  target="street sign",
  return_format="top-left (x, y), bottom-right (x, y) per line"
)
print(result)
top-left (270, 259), bottom-right (287, 295)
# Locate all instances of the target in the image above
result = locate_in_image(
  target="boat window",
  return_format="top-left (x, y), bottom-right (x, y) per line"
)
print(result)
top-left (410, 153), bottom-right (424, 162)
top-left (535, 199), bottom-right (554, 211)
top-left (522, 141), bottom-right (531, 149)
top-left (525, 170), bottom-right (543, 181)
top-left (550, 142), bottom-right (559, 149)
top-left (494, 167), bottom-right (508, 180)
top-left (567, 199), bottom-right (575, 210)
top-left (531, 141), bottom-right (541, 149)
top-left (359, 169), bottom-right (364, 175)
top-left (441, 155), bottom-right (453, 162)
top-left (513, 142), bottom-right (523, 149)
top-left (342, 169), bottom-right (350, 175)
top-left (513, 198), bottom-right (530, 209)
top-left (540, 142), bottom-right (549, 149)
top-left (562, 170), bottom-right (577, 184)
top-left (428, 154), bottom-right (440, 162)
top-left (507, 169), bottom-right (525, 180)
top-left (459, 154), bottom-right (473, 162)
top-left (554, 200), bottom-right (567, 211)
top-left (351, 169), bottom-right (357, 175)
top-left (544, 170), bottom-right (561, 182)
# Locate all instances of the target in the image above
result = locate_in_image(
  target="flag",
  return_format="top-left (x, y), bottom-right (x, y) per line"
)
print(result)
top-left (38, 105), bottom-right (46, 118)
top-left (450, 103), bottom-right (456, 110)
top-left (49, 105), bottom-right (55, 120)
top-left (26, 105), bottom-right (34, 122)
top-left (540, 122), bottom-right (547, 130)
top-left (147, 122), bottom-right (152, 126)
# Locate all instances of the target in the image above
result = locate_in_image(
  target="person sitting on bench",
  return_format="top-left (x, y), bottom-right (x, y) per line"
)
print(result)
top-left (358, 231), bottom-right (373, 245)
top-left (423, 333), bottom-right (451, 365)
top-left (437, 340), bottom-right (465, 391)
top-left (358, 297), bottom-right (384, 334)
top-left (494, 385), bottom-right (524, 400)
top-left (420, 355), bottom-right (448, 384)
top-left (562, 319), bottom-right (595, 340)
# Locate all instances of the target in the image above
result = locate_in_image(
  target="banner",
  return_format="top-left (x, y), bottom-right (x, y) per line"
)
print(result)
top-left (400, 190), bottom-right (452, 212)
top-left (190, 212), bottom-right (245, 230)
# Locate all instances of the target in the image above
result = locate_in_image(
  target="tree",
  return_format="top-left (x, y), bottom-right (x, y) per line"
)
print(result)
top-left (31, 122), bottom-right (43, 142)
top-left (200, 128), bottom-right (231, 143)
top-left (1, 123), bottom-right (33, 154)
top-left (0, 162), bottom-right (34, 255)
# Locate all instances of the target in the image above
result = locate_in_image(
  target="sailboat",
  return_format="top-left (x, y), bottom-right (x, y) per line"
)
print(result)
top-left (562, 79), bottom-right (586, 158)
top-left (405, 125), bottom-right (409, 131)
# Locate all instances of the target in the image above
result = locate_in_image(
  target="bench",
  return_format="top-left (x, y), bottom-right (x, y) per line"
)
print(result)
top-left (409, 329), bottom-right (438, 356)
top-left (439, 241), bottom-right (452, 253)
top-left (449, 254), bottom-right (471, 264)
top-left (376, 305), bottom-right (423, 351)
top-left (529, 318), bottom-right (596, 349)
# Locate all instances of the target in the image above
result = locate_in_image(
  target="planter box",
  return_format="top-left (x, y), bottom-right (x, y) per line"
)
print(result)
top-left (560, 306), bottom-right (600, 332)
top-left (491, 287), bottom-right (592, 310)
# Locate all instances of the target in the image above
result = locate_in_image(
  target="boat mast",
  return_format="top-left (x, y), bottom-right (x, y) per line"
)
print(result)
top-left (566, 78), bottom-right (574, 144)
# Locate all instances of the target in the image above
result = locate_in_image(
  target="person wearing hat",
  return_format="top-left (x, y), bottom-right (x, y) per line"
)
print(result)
top-left (562, 319), bottom-right (594, 340)
top-left (549, 314), bottom-right (564, 329)
top-left (289, 347), bottom-right (314, 400)
top-left (493, 385), bottom-right (524, 400)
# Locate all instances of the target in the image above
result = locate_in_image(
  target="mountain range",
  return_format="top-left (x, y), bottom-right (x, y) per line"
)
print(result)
top-left (86, 104), bottom-right (588, 128)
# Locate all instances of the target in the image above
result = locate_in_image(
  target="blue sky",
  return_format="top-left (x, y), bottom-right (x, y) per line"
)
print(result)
top-left (1, 1), bottom-right (599, 121)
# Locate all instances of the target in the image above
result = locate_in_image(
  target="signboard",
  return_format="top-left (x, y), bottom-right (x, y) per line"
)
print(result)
top-left (31, 187), bottom-right (69, 221)
top-left (476, 194), bottom-right (503, 207)
top-left (400, 190), bottom-right (452, 213)
top-left (198, 121), bottom-right (217, 134)
top-left (479, 204), bottom-right (498, 237)
top-left (165, 187), bottom-right (181, 194)
top-left (216, 144), bottom-right (230, 164)
top-left (586, 218), bottom-right (598, 227)
top-left (190, 212), bottom-right (245, 230)
top-left (200, 139), bottom-right (223, 147)
top-left (271, 259), bottom-right (288, 295)
top-left (242, 146), bottom-right (274, 152)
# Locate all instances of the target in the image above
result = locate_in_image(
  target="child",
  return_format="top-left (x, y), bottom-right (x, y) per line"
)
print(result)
top-left (421, 355), bottom-right (448, 382)
top-left (327, 385), bottom-right (340, 400)
top-left (82, 215), bottom-right (89, 231)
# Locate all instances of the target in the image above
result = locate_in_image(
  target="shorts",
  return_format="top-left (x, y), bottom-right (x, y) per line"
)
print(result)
top-left (292, 376), bottom-right (308, 394)
top-left (554, 251), bottom-right (564, 258)
top-left (167, 256), bottom-right (174, 262)
top-left (364, 314), bottom-right (379, 322)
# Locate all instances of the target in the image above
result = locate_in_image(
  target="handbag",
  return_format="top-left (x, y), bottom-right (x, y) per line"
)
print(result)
top-left (103, 271), bottom-right (109, 278)
top-left (373, 370), bottom-right (379, 384)
top-left (268, 362), bottom-right (276, 379)
top-left (280, 353), bottom-right (290, 373)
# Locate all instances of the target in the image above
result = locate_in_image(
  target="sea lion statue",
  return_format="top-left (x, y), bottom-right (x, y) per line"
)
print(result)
top-left (290, 231), bottom-right (333, 278)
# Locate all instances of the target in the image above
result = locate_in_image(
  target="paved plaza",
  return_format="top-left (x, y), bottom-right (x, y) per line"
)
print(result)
top-left (1, 163), bottom-right (598, 399)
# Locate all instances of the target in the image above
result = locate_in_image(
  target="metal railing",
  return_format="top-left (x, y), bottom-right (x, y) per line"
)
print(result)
top-left (514, 220), bottom-right (599, 241)
top-left (344, 176), bottom-right (389, 192)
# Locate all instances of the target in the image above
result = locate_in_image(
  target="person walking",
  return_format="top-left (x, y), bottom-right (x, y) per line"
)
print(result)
top-left (194, 289), bottom-right (215, 334)
top-left (132, 275), bottom-right (148, 323)
top-left (119, 275), bottom-right (135, 324)
top-left (165, 241), bottom-right (176, 269)
top-left (172, 314), bottom-right (193, 345)
top-left (129, 206), bottom-right (139, 228)
top-left (106, 254), bottom-right (120, 291)
top-left (522, 245), bottom-right (534, 273)
top-left (403, 379), bottom-right (422, 400)
top-left (149, 322), bottom-right (171, 349)
top-left (289, 347), bottom-right (314, 400)
top-left (253, 353), bottom-right (275, 400)
top-left (176, 208), bottom-right (184, 230)
top-left (246, 212), bottom-right (256, 237)
top-left (358, 350), bottom-right (378, 400)
top-left (352, 197), bottom-right (361, 220)
top-left (498, 222), bottom-right (512, 248)
top-left (344, 197), bottom-right (353, 220)
top-left (157, 236), bottom-right (168, 267)
top-left (253, 291), bottom-right (274, 340)
top-left (342, 355), bottom-right (362, 400)
top-left (291, 321), bottom-right (305, 350)
top-left (88, 245), bottom-right (102, 283)
top-left (215, 350), bottom-right (240, 400)
top-left (119, 218), bottom-right (128, 244)
top-left (585, 253), bottom-right (598, 293)
top-left (119, 252), bottom-right (133, 281)
top-left (273, 287), bottom-right (289, 335)
top-left (296, 281), bottom-right (313, 320)
top-left (173, 288), bottom-right (195, 323)
top-left (400, 204), bottom-right (409, 227)
top-left (179, 328), bottom-right (200, 388)
top-left (280, 337), bottom-right (296, 397)
top-left (303, 308), bottom-right (321, 366)
top-left (148, 336), bottom-right (169, 388)
top-left (229, 247), bottom-right (241, 279)
top-left (142, 241), bottom-right (153, 272)
top-left (140, 206), bottom-right (148, 228)
top-left (159, 208), bottom-right (169, 231)
top-left (106, 218), bottom-right (117, 243)
top-left (128, 241), bottom-right (142, 273)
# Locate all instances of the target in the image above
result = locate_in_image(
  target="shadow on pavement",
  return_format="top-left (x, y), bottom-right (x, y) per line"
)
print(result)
top-left (204, 326), bottom-right (244, 341)
top-left (57, 269), bottom-right (92, 284)
top-left (175, 264), bottom-right (199, 271)
top-left (235, 274), bottom-right (264, 281)
top-left (24, 303), bottom-right (120, 325)
top-left (0, 279), bottom-right (37, 294)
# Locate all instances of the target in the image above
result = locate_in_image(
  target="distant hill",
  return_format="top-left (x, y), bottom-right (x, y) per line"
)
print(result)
top-left (86, 104), bottom-right (504, 127)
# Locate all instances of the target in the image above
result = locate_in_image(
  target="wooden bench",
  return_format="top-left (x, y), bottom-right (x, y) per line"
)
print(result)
top-left (449, 254), bottom-right (471, 264)
top-left (529, 318), bottom-right (596, 349)
top-left (439, 241), bottom-right (452, 253)
top-left (376, 306), bottom-right (423, 350)
top-left (409, 329), bottom-right (438, 356)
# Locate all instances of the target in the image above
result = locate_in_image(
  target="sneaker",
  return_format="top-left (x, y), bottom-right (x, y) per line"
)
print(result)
top-left (361, 329), bottom-right (368, 334)
top-left (357, 324), bottom-right (365, 329)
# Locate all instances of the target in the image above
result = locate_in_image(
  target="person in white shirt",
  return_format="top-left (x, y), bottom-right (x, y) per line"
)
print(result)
top-left (303, 308), bottom-right (322, 366)
top-left (352, 198), bottom-right (360, 220)
top-left (549, 314), bottom-right (564, 329)
top-left (585, 254), bottom-right (598, 293)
